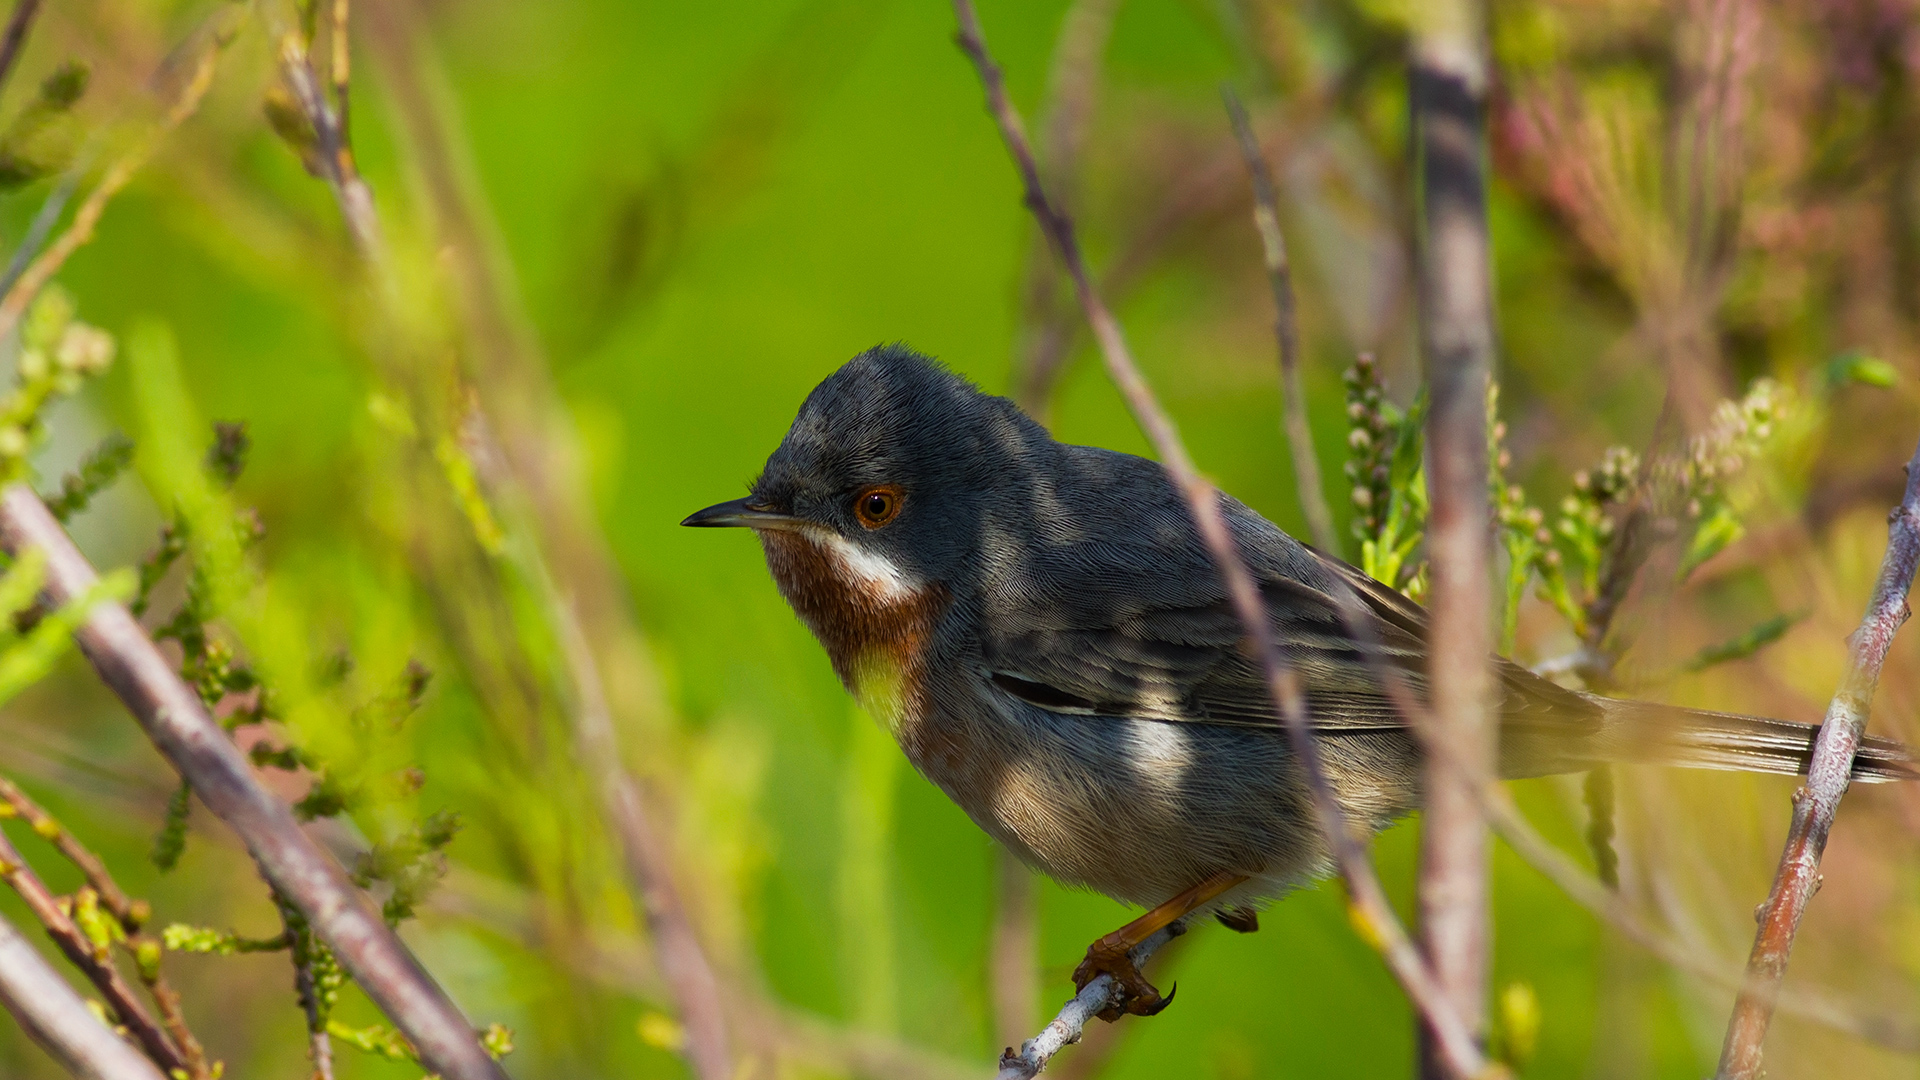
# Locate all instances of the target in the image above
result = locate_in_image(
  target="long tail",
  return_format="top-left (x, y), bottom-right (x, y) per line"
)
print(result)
top-left (1579, 697), bottom-right (1918, 783)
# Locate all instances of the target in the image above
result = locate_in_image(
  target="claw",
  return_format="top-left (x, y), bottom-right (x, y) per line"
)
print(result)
top-left (1137, 983), bottom-right (1177, 1017)
top-left (1072, 938), bottom-right (1169, 1021)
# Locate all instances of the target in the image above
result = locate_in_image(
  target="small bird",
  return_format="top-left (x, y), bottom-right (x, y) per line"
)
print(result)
top-left (684, 344), bottom-right (1914, 1019)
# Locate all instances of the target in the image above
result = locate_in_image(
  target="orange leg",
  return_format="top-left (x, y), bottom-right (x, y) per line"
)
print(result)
top-left (1072, 870), bottom-right (1249, 1019)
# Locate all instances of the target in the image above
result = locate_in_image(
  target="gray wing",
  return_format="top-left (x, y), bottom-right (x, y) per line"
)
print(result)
top-left (981, 544), bottom-right (1601, 740)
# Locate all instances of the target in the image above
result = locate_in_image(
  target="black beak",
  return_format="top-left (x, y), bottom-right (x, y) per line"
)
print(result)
top-left (681, 497), bottom-right (799, 530)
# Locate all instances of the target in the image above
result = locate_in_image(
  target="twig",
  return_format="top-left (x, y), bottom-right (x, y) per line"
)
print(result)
top-left (0, 816), bottom-right (186, 1073)
top-left (329, 0), bottom-right (351, 150)
top-left (350, 9), bottom-right (740, 1077)
top-left (1221, 86), bottom-right (1338, 554)
top-left (0, 485), bottom-right (508, 1080)
top-left (1713, 432), bottom-right (1920, 1078)
top-left (0, 33), bottom-right (224, 342)
top-left (0, 776), bottom-right (211, 1077)
top-left (266, 12), bottom-right (380, 262)
top-left (995, 926), bottom-right (1176, 1080)
top-left (0, 0), bottom-right (42, 103)
top-left (1312, 504), bottom-right (1920, 1058)
top-left (0, 776), bottom-right (135, 919)
top-left (1409, 6), bottom-right (1498, 1075)
top-left (951, 5), bottom-right (1493, 1077)
top-left (552, 592), bottom-right (733, 1080)
top-left (0, 906), bottom-right (166, 1080)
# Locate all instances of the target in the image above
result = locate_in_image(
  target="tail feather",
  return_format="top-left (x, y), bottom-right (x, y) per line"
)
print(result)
top-left (1575, 697), bottom-right (1918, 784)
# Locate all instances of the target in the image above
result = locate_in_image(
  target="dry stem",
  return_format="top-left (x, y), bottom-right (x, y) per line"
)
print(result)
top-left (1410, 7), bottom-right (1498, 1075)
top-left (952, 3), bottom-right (1492, 1076)
top-left (0, 906), bottom-right (166, 1080)
top-left (0, 776), bottom-right (210, 1077)
top-left (0, 817), bottom-right (185, 1073)
top-left (1714, 433), bottom-right (1920, 1077)
top-left (1221, 86), bottom-right (1338, 555)
top-left (0, 485), bottom-right (508, 1080)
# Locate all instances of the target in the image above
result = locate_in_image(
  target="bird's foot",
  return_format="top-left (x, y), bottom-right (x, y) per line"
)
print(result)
top-left (1072, 934), bottom-right (1176, 1021)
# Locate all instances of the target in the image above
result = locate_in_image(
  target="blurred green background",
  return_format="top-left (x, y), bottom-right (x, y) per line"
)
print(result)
top-left (0, 1), bottom-right (1916, 1078)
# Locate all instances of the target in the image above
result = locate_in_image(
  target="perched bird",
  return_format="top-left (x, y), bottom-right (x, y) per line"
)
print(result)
top-left (684, 344), bottom-right (1914, 1018)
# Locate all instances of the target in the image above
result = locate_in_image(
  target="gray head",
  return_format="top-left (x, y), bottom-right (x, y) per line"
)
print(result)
top-left (682, 344), bottom-right (1053, 591)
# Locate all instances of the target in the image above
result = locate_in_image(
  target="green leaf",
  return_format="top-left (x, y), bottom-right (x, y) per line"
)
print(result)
top-left (1679, 503), bottom-right (1743, 580)
top-left (1684, 611), bottom-right (1805, 672)
top-left (1822, 350), bottom-right (1897, 391)
top-left (0, 568), bottom-right (134, 706)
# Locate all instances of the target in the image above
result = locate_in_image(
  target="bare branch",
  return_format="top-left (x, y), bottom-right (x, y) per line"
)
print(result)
top-left (0, 906), bottom-right (166, 1080)
top-left (0, 822), bottom-right (184, 1073)
top-left (1221, 86), bottom-right (1338, 554)
top-left (950, 5), bottom-right (1493, 1077)
top-left (996, 926), bottom-right (1176, 1080)
top-left (551, 593), bottom-right (732, 1080)
top-left (1409, 6), bottom-right (1498, 1075)
top-left (0, 485), bottom-right (508, 1080)
top-left (1714, 432), bottom-right (1920, 1077)
top-left (0, 777), bottom-right (211, 1078)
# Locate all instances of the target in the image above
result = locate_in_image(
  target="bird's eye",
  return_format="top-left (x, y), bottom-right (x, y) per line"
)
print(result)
top-left (853, 485), bottom-right (904, 529)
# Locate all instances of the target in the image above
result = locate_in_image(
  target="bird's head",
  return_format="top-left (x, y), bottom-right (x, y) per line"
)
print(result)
top-left (683, 344), bottom-right (1049, 706)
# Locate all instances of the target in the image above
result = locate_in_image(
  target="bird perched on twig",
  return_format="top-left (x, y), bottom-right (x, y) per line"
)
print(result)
top-left (684, 344), bottom-right (1915, 1020)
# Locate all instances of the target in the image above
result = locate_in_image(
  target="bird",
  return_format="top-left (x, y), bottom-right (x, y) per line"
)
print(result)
top-left (683, 343), bottom-right (1915, 1020)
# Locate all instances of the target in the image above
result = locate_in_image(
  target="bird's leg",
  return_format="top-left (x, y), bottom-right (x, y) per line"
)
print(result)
top-left (1073, 869), bottom-right (1248, 1020)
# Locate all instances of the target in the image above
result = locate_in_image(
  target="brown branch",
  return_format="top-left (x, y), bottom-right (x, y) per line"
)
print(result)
top-left (0, 820), bottom-right (185, 1073)
top-left (0, 485), bottom-right (508, 1080)
top-left (951, 4), bottom-right (1493, 1077)
top-left (344, 7), bottom-right (740, 1076)
top-left (329, 0), bottom-right (351, 150)
top-left (1410, 7), bottom-right (1498, 1077)
top-left (1714, 433), bottom-right (1920, 1077)
top-left (989, 849), bottom-right (1037, 1055)
top-left (0, 777), bottom-right (211, 1078)
top-left (1221, 86), bottom-right (1338, 555)
top-left (0, 28), bottom-right (223, 342)
top-left (551, 594), bottom-right (733, 1080)
top-left (0, 0), bottom-right (43, 103)
top-left (0, 906), bottom-right (166, 1080)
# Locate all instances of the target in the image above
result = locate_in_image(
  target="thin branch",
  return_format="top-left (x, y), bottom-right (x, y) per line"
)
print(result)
top-left (1714, 433), bottom-right (1920, 1078)
top-left (0, 817), bottom-right (185, 1073)
top-left (347, 8), bottom-right (741, 1077)
top-left (552, 592), bottom-right (733, 1080)
top-left (1221, 86), bottom-right (1338, 554)
top-left (0, 485), bottom-right (508, 1080)
top-left (329, 0), bottom-right (351, 150)
top-left (0, 34), bottom-right (223, 342)
top-left (995, 926), bottom-right (1176, 1080)
top-left (0, 906), bottom-right (167, 1080)
top-left (1311, 513), bottom-right (1920, 1058)
top-left (1410, 6), bottom-right (1498, 1076)
top-left (0, 776), bottom-right (211, 1078)
top-left (0, 0), bottom-right (43, 104)
top-left (950, 5), bottom-right (1493, 1077)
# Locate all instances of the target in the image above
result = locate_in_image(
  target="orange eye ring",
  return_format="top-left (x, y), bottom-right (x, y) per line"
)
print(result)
top-left (853, 485), bottom-right (904, 529)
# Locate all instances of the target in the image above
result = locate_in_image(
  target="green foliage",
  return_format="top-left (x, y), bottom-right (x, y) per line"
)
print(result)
top-left (149, 780), bottom-right (190, 872)
top-left (1684, 611), bottom-right (1807, 674)
top-left (43, 432), bottom-right (134, 522)
top-left (352, 807), bottom-right (461, 925)
top-left (0, 61), bottom-right (90, 190)
top-left (0, 287), bottom-right (114, 483)
top-left (1344, 354), bottom-right (1428, 598)
top-left (161, 923), bottom-right (290, 956)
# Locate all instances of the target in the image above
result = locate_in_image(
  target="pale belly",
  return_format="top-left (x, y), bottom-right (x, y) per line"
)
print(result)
top-left (890, 675), bottom-right (1422, 909)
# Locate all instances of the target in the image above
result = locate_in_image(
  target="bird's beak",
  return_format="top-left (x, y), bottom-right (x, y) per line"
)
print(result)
top-left (681, 497), bottom-right (801, 531)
